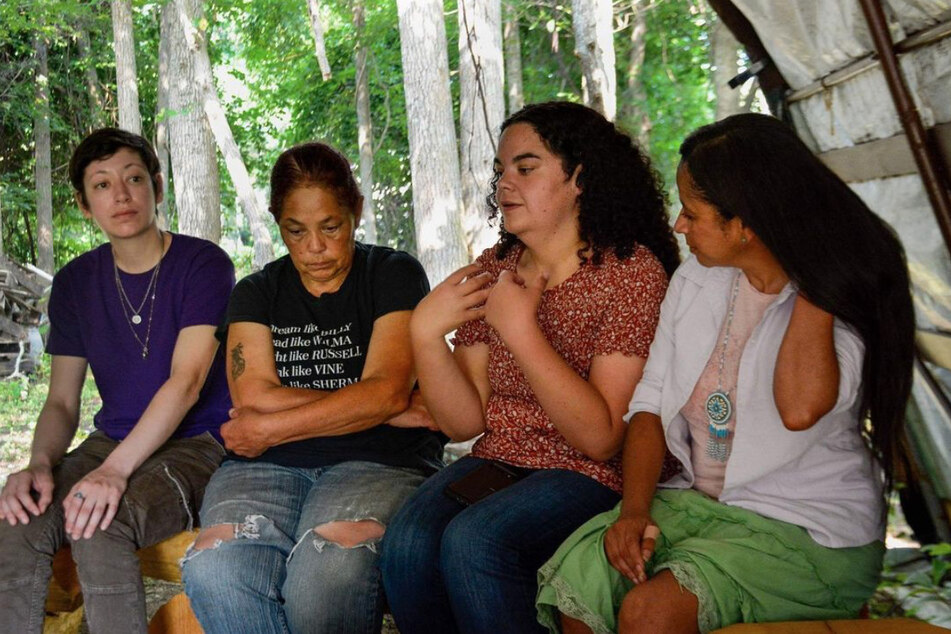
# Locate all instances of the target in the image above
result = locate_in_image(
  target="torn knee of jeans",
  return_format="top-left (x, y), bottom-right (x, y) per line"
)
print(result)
top-left (191, 515), bottom-right (266, 551)
top-left (313, 519), bottom-right (385, 550)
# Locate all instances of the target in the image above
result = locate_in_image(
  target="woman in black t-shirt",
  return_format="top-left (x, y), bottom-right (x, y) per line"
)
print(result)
top-left (182, 142), bottom-right (442, 634)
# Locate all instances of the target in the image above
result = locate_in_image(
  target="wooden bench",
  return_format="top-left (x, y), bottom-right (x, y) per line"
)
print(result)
top-left (714, 618), bottom-right (947, 632)
top-left (44, 530), bottom-right (203, 634)
top-left (41, 533), bottom-right (944, 634)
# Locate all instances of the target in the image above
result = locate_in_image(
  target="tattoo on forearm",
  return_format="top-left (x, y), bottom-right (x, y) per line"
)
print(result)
top-left (231, 343), bottom-right (246, 380)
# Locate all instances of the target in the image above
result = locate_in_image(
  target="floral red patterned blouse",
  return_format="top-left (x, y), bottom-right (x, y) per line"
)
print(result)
top-left (453, 243), bottom-right (669, 493)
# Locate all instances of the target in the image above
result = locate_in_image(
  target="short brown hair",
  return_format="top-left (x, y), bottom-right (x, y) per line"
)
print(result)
top-left (68, 128), bottom-right (162, 206)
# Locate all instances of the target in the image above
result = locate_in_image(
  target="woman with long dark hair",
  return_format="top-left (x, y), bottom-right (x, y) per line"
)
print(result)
top-left (536, 113), bottom-right (914, 633)
top-left (380, 101), bottom-right (679, 633)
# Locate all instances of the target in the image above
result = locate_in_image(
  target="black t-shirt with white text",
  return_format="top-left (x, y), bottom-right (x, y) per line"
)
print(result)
top-left (222, 243), bottom-right (443, 471)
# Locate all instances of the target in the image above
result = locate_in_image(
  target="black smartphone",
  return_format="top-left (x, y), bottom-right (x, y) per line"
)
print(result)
top-left (444, 461), bottom-right (527, 506)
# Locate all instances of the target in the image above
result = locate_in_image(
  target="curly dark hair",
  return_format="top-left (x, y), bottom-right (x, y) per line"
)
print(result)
top-left (487, 101), bottom-right (680, 276)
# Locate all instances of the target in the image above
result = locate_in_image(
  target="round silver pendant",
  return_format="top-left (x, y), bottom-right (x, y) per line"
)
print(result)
top-left (705, 390), bottom-right (732, 426)
top-left (131, 314), bottom-right (142, 325)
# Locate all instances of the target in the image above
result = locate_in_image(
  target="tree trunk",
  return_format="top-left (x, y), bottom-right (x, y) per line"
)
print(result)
top-left (618, 0), bottom-right (651, 149)
top-left (396, 0), bottom-right (468, 283)
top-left (712, 16), bottom-right (743, 120)
top-left (502, 1), bottom-right (524, 115)
top-left (34, 36), bottom-right (53, 274)
top-left (458, 0), bottom-right (504, 257)
top-left (306, 0), bottom-right (332, 81)
top-left (570, 0), bottom-right (616, 120)
top-left (173, 0), bottom-right (274, 269)
top-left (155, 12), bottom-right (171, 229)
top-left (76, 29), bottom-right (104, 130)
top-left (352, 0), bottom-right (377, 244)
top-left (112, 0), bottom-right (142, 134)
top-left (162, 0), bottom-right (221, 243)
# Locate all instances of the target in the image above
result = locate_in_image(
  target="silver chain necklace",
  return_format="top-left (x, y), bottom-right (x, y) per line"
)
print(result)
top-left (704, 272), bottom-right (741, 462)
top-left (113, 243), bottom-right (162, 359)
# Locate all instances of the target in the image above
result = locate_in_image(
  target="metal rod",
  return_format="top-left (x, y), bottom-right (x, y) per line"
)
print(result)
top-left (787, 57), bottom-right (878, 103)
top-left (787, 16), bottom-right (951, 104)
top-left (858, 0), bottom-right (951, 256)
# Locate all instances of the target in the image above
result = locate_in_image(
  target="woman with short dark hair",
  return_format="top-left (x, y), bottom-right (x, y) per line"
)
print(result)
top-left (0, 128), bottom-right (233, 633)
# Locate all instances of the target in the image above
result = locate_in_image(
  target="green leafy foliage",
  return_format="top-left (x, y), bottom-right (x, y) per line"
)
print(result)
top-left (0, 355), bottom-right (100, 480)
top-left (1, 0), bottom-right (717, 267)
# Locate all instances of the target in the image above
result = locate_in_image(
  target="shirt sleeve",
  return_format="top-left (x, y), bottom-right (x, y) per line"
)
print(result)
top-left (46, 267), bottom-right (86, 358)
top-left (451, 248), bottom-right (497, 347)
top-left (221, 270), bottom-right (271, 338)
top-left (593, 249), bottom-right (669, 359)
top-left (370, 249), bottom-right (430, 319)
top-left (627, 262), bottom-right (688, 420)
top-left (829, 319), bottom-right (865, 415)
top-left (179, 243), bottom-right (235, 330)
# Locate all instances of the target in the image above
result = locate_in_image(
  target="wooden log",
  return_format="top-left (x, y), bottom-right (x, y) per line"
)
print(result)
top-left (147, 592), bottom-right (204, 634)
top-left (714, 618), bottom-right (947, 633)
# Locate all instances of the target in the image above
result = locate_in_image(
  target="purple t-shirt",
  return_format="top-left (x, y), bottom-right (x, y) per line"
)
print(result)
top-left (46, 233), bottom-right (234, 441)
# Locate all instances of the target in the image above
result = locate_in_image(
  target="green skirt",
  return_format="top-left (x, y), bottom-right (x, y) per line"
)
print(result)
top-left (536, 489), bottom-right (884, 633)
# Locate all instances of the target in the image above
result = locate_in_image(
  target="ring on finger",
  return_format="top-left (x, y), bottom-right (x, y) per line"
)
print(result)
top-left (74, 491), bottom-right (85, 501)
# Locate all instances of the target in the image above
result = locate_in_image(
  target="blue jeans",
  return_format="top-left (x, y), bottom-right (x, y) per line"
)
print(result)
top-left (181, 459), bottom-right (424, 634)
top-left (380, 456), bottom-right (620, 634)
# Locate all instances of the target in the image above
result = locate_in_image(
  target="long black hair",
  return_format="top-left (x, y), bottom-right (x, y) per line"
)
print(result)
top-left (680, 113), bottom-right (914, 491)
top-left (487, 101), bottom-right (680, 277)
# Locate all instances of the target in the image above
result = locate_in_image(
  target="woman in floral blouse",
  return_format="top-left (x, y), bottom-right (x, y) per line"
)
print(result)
top-left (380, 101), bottom-right (681, 634)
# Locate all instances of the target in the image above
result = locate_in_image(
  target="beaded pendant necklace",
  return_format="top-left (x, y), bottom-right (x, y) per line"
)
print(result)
top-left (704, 272), bottom-right (741, 462)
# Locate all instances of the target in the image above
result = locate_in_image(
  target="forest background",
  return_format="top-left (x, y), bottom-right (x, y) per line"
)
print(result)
top-left (2, 0), bottom-right (763, 467)
top-left (0, 0), bottom-right (762, 511)
top-left (0, 0), bottom-right (762, 471)
top-left (3, 1), bottom-right (950, 624)
top-left (2, 0), bottom-right (757, 279)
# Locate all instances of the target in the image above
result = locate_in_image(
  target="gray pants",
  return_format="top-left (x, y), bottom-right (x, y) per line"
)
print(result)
top-left (0, 431), bottom-right (224, 633)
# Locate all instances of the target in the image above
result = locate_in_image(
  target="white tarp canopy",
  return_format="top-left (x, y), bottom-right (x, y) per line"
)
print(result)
top-left (726, 0), bottom-right (951, 537)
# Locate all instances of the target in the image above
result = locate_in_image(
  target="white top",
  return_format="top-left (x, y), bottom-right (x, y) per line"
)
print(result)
top-left (682, 272), bottom-right (778, 498)
top-left (628, 257), bottom-right (885, 548)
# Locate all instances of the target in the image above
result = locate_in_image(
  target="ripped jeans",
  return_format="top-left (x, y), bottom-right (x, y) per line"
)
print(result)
top-left (181, 459), bottom-right (425, 634)
top-left (0, 430), bottom-right (223, 634)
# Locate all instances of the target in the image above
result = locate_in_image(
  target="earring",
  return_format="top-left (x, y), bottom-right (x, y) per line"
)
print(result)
top-left (740, 235), bottom-right (748, 244)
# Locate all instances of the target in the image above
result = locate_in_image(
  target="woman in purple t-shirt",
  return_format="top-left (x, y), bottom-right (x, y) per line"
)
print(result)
top-left (0, 128), bottom-right (233, 633)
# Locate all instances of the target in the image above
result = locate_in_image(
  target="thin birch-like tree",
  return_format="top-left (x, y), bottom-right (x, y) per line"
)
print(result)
top-left (619, 0), bottom-right (651, 148)
top-left (173, 0), bottom-right (274, 269)
top-left (352, 0), bottom-right (377, 244)
top-left (162, 0), bottom-right (221, 242)
top-left (458, 0), bottom-right (504, 257)
top-left (713, 16), bottom-right (743, 120)
top-left (307, 0), bottom-right (332, 81)
top-left (75, 29), bottom-right (105, 130)
top-left (34, 35), bottom-right (53, 274)
top-left (571, 0), bottom-right (616, 120)
top-left (396, 0), bottom-right (468, 283)
top-left (502, 1), bottom-right (524, 115)
top-left (112, 0), bottom-right (142, 134)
